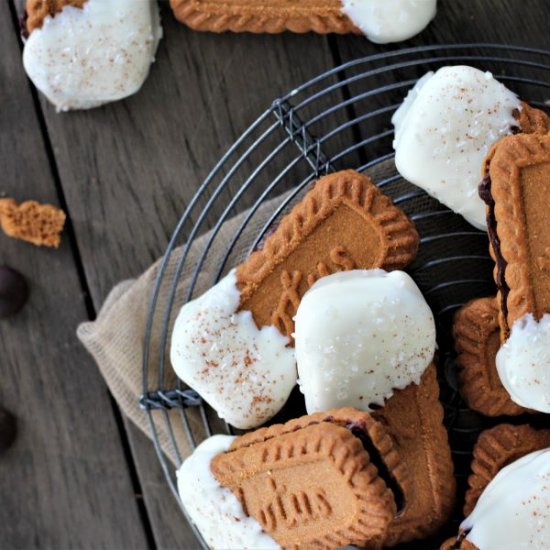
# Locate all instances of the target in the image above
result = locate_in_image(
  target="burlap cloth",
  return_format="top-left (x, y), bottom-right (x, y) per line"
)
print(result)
top-left (77, 160), bottom-right (413, 468)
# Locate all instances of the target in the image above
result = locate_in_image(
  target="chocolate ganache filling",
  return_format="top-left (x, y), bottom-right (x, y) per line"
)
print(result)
top-left (347, 420), bottom-right (405, 512)
top-left (479, 175), bottom-right (510, 334)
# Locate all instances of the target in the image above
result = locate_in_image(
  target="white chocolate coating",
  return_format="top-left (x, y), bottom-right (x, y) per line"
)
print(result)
top-left (23, 0), bottom-right (162, 111)
top-left (177, 435), bottom-right (280, 550)
top-left (462, 448), bottom-right (550, 550)
top-left (294, 269), bottom-right (435, 412)
top-left (341, 0), bottom-right (437, 44)
top-left (496, 313), bottom-right (550, 413)
top-left (170, 270), bottom-right (297, 429)
top-left (392, 65), bottom-right (521, 229)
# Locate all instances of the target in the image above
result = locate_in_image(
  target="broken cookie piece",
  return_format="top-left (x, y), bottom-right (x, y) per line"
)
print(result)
top-left (0, 198), bottom-right (65, 247)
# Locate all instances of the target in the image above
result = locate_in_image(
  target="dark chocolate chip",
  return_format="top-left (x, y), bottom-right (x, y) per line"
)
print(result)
top-left (0, 266), bottom-right (29, 318)
top-left (0, 406), bottom-right (17, 454)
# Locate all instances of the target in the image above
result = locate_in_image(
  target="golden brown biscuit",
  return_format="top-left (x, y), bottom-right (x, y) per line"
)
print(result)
top-left (212, 408), bottom-right (406, 549)
top-left (442, 424), bottom-right (550, 549)
top-left (453, 297), bottom-right (527, 416)
top-left (463, 424), bottom-right (550, 516)
top-left (0, 198), bottom-right (66, 248)
top-left (237, 169), bottom-right (419, 339)
top-left (170, 0), bottom-right (359, 34)
top-left (481, 133), bottom-right (550, 339)
top-left (370, 364), bottom-right (455, 547)
top-left (26, 0), bottom-right (87, 34)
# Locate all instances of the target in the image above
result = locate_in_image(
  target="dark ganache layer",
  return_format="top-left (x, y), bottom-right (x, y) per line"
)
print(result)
top-left (479, 175), bottom-right (509, 333)
top-left (347, 420), bottom-right (405, 512)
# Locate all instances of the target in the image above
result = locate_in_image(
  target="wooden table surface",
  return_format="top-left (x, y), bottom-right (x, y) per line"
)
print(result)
top-left (1, 1), bottom-right (549, 548)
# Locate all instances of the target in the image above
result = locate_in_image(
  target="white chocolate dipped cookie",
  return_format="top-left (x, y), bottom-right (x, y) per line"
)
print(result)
top-left (294, 269), bottom-right (436, 413)
top-left (461, 448), bottom-right (550, 550)
top-left (392, 65), bottom-right (521, 230)
top-left (176, 435), bottom-right (280, 550)
top-left (23, 0), bottom-right (162, 111)
top-left (170, 270), bottom-right (296, 430)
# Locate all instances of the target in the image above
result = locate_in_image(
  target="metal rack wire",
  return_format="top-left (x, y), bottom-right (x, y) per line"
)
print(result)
top-left (141, 44), bottom-right (550, 549)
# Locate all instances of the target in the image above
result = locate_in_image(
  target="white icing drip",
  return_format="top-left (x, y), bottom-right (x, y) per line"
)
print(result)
top-left (170, 270), bottom-right (297, 429)
top-left (392, 65), bottom-right (521, 230)
top-left (23, 0), bottom-right (162, 111)
top-left (177, 435), bottom-right (281, 550)
top-left (341, 0), bottom-right (437, 44)
top-left (462, 449), bottom-right (550, 550)
top-left (496, 313), bottom-right (550, 413)
top-left (294, 269), bottom-right (435, 412)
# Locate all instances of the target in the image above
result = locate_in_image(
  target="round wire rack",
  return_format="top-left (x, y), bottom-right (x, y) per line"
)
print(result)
top-left (141, 44), bottom-right (550, 549)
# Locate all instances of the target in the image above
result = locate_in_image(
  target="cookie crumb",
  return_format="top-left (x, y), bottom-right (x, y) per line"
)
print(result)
top-left (0, 198), bottom-right (66, 248)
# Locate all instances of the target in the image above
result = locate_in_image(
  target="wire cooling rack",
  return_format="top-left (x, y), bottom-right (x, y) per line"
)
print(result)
top-left (140, 44), bottom-right (550, 549)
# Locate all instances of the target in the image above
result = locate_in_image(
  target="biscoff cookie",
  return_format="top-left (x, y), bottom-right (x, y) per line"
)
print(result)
top-left (481, 132), bottom-right (550, 339)
top-left (237, 169), bottom-right (419, 339)
top-left (481, 133), bottom-right (550, 413)
top-left (442, 426), bottom-right (550, 550)
top-left (170, 0), bottom-right (436, 42)
top-left (464, 424), bottom-right (550, 516)
top-left (453, 297), bottom-right (527, 416)
top-left (26, 0), bottom-right (87, 33)
top-left (370, 364), bottom-right (455, 546)
top-left (0, 198), bottom-right (65, 248)
top-left (212, 408), bottom-right (407, 549)
top-left (170, 0), bottom-right (358, 34)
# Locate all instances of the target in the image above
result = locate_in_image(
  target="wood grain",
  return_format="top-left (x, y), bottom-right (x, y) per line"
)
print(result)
top-left (5, 0), bottom-right (550, 547)
top-left (0, 3), bottom-right (148, 548)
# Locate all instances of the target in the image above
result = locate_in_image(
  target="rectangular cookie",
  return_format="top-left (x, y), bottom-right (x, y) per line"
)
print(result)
top-left (441, 424), bottom-right (550, 550)
top-left (480, 132), bottom-right (550, 339)
top-left (463, 423), bottom-right (550, 516)
top-left (211, 408), bottom-right (407, 549)
top-left (372, 363), bottom-right (455, 547)
top-left (453, 297), bottom-right (527, 417)
top-left (237, 169), bottom-right (419, 338)
top-left (170, 0), bottom-right (358, 34)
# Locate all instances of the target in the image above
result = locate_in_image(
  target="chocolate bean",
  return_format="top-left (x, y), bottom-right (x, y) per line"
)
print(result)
top-left (0, 266), bottom-right (29, 318)
top-left (0, 406), bottom-right (17, 454)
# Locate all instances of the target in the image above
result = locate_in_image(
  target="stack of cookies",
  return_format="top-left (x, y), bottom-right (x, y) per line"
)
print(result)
top-left (171, 66), bottom-right (550, 549)
top-left (171, 169), bottom-right (455, 548)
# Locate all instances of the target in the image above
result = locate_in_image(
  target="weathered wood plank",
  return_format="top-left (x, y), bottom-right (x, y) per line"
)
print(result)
top-left (12, 2), bottom-right (350, 547)
top-left (0, 3), bottom-right (149, 548)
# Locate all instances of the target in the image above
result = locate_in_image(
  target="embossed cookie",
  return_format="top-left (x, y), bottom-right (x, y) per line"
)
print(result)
top-left (237, 169), bottom-right (419, 338)
top-left (481, 133), bottom-right (550, 412)
top-left (0, 198), bottom-right (65, 247)
top-left (26, 0), bottom-right (87, 34)
top-left (481, 132), bottom-right (550, 339)
top-left (212, 408), bottom-right (408, 549)
top-left (443, 426), bottom-right (550, 550)
top-left (170, 0), bottom-right (436, 42)
top-left (464, 423), bottom-right (550, 516)
top-left (453, 297), bottom-right (527, 416)
top-left (371, 363), bottom-right (455, 546)
top-left (170, 0), bottom-right (358, 34)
